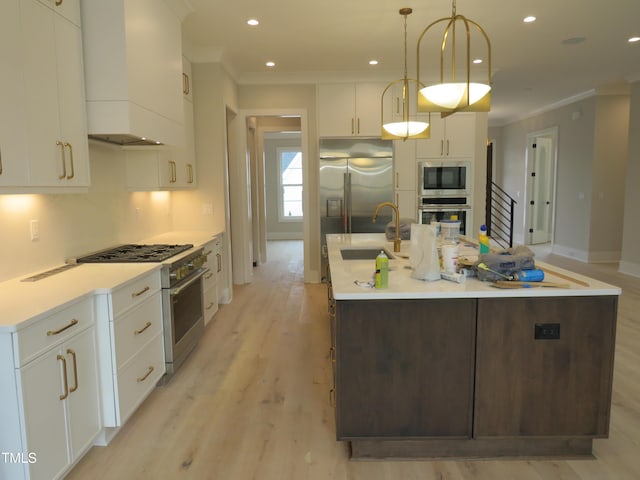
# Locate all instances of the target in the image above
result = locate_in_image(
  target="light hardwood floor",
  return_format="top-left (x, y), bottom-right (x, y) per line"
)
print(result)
top-left (66, 241), bottom-right (640, 479)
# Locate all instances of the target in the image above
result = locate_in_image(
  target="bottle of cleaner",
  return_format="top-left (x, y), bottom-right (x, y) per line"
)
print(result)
top-left (375, 250), bottom-right (389, 289)
top-left (479, 224), bottom-right (490, 254)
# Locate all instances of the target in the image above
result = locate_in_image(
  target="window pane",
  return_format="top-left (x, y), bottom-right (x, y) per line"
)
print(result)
top-left (282, 185), bottom-right (303, 217)
top-left (281, 152), bottom-right (303, 185)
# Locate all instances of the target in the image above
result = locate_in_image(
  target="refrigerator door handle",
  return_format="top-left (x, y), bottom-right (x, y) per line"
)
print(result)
top-left (346, 172), bottom-right (352, 233)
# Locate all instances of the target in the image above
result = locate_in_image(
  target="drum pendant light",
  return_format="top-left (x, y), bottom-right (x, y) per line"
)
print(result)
top-left (416, 0), bottom-right (492, 113)
top-left (381, 8), bottom-right (430, 140)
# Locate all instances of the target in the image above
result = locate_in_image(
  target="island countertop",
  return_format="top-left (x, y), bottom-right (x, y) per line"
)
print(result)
top-left (327, 233), bottom-right (621, 300)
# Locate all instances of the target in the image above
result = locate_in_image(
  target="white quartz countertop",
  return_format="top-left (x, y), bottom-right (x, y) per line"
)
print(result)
top-left (0, 263), bottom-right (160, 332)
top-left (327, 233), bottom-right (621, 300)
top-left (0, 230), bottom-right (223, 332)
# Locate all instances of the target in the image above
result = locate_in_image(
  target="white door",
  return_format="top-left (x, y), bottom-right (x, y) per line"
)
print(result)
top-left (526, 132), bottom-right (556, 244)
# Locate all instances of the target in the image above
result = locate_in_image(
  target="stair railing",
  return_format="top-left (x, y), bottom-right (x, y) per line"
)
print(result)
top-left (485, 181), bottom-right (517, 249)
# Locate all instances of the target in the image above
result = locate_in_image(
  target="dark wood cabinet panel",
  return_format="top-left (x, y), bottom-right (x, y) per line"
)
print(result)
top-left (474, 296), bottom-right (617, 438)
top-left (335, 299), bottom-right (476, 439)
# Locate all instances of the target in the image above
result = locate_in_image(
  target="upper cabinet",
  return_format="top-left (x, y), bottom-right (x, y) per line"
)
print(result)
top-left (81, 0), bottom-right (184, 146)
top-left (0, 0), bottom-right (90, 192)
top-left (318, 83), bottom-right (386, 137)
top-left (416, 113), bottom-right (476, 159)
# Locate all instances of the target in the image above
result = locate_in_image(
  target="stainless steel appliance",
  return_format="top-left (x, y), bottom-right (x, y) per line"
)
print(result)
top-left (419, 160), bottom-right (471, 196)
top-left (74, 243), bottom-right (208, 378)
top-left (319, 138), bottom-right (394, 279)
top-left (418, 196), bottom-right (470, 235)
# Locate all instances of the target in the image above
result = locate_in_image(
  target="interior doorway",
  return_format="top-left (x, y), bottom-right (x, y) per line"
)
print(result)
top-left (525, 127), bottom-right (558, 245)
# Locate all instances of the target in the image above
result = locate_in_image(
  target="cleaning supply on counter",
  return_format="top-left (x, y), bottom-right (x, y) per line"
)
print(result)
top-left (441, 244), bottom-right (459, 274)
top-left (410, 224), bottom-right (440, 281)
top-left (375, 250), bottom-right (389, 289)
top-left (440, 216), bottom-right (461, 245)
top-left (479, 224), bottom-right (490, 254)
top-left (440, 271), bottom-right (466, 284)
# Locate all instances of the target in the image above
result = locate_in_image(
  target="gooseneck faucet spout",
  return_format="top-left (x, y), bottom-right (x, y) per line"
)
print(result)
top-left (372, 201), bottom-right (402, 252)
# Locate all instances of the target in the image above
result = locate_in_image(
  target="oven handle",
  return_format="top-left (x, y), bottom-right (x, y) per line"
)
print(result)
top-left (418, 205), bottom-right (471, 212)
top-left (170, 268), bottom-right (209, 297)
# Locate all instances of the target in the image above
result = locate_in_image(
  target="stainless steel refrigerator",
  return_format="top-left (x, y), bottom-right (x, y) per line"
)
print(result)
top-left (320, 138), bottom-right (394, 279)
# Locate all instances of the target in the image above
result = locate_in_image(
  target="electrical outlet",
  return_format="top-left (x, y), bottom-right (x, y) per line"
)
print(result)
top-left (30, 219), bottom-right (40, 241)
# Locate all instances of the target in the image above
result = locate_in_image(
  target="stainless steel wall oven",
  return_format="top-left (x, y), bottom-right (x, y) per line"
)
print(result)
top-left (418, 196), bottom-right (470, 235)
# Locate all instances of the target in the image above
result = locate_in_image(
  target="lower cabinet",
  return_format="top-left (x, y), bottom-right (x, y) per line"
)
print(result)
top-left (334, 299), bottom-right (476, 438)
top-left (474, 296), bottom-right (617, 437)
top-left (331, 294), bottom-right (618, 457)
top-left (202, 234), bottom-right (224, 325)
top-left (0, 296), bottom-right (100, 480)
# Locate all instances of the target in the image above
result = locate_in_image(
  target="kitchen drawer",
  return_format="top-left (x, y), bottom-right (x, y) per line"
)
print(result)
top-left (111, 270), bottom-right (161, 318)
top-left (113, 291), bottom-right (162, 369)
top-left (116, 332), bottom-right (165, 424)
top-left (202, 239), bottom-right (216, 269)
top-left (13, 296), bottom-right (93, 367)
top-left (203, 266), bottom-right (216, 292)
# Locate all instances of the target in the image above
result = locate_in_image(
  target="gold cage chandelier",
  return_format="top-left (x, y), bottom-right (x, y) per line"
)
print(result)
top-left (381, 8), bottom-right (430, 140)
top-left (416, 0), bottom-right (492, 113)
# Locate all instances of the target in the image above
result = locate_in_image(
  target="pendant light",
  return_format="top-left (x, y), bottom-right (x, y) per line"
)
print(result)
top-left (381, 8), bottom-right (430, 140)
top-left (416, 0), bottom-right (491, 113)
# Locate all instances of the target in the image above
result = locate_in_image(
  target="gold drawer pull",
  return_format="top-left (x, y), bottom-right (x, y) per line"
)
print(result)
top-left (134, 321), bottom-right (152, 335)
top-left (137, 366), bottom-right (154, 383)
top-left (205, 272), bottom-right (214, 280)
top-left (206, 302), bottom-right (215, 311)
top-left (57, 355), bottom-right (69, 400)
top-left (47, 318), bottom-right (78, 336)
top-left (329, 388), bottom-right (335, 407)
top-left (131, 286), bottom-right (150, 297)
top-left (67, 349), bottom-right (78, 393)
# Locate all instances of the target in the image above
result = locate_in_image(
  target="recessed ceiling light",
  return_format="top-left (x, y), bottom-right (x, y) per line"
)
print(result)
top-left (265, 61), bottom-right (276, 68)
top-left (562, 36), bottom-right (586, 45)
top-left (369, 59), bottom-right (379, 65)
top-left (247, 19), bottom-right (259, 26)
top-left (629, 36), bottom-right (640, 43)
top-left (523, 16), bottom-right (536, 23)
top-left (473, 58), bottom-right (483, 64)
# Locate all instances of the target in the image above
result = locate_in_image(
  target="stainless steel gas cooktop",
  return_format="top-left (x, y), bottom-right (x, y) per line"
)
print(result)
top-left (74, 244), bottom-right (194, 263)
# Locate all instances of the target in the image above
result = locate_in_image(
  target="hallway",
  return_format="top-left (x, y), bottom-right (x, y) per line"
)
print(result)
top-left (67, 240), bottom-right (640, 479)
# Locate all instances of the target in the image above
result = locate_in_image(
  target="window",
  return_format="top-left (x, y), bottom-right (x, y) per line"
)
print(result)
top-left (278, 148), bottom-right (303, 220)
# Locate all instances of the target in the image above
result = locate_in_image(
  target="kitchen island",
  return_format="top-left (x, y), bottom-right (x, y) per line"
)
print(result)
top-left (326, 233), bottom-right (621, 459)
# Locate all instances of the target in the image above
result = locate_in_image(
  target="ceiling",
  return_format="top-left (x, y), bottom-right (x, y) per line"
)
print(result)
top-left (181, 0), bottom-right (640, 126)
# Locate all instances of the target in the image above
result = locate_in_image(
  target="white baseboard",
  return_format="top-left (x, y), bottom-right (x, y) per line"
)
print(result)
top-left (550, 244), bottom-right (589, 262)
top-left (619, 261), bottom-right (640, 278)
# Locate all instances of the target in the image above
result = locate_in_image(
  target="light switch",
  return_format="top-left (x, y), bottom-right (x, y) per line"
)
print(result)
top-left (30, 219), bottom-right (40, 241)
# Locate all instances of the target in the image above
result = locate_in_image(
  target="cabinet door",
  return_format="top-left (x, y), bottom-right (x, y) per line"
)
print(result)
top-left (395, 190), bottom-right (417, 221)
top-left (474, 296), bottom-right (617, 437)
top-left (354, 83), bottom-right (385, 137)
top-left (393, 139), bottom-right (417, 190)
top-left (0, 0), bottom-right (29, 187)
top-left (19, 347), bottom-right (69, 480)
top-left (335, 299), bottom-right (476, 438)
top-left (317, 84), bottom-right (356, 137)
top-left (65, 327), bottom-right (101, 462)
top-left (416, 114), bottom-right (475, 159)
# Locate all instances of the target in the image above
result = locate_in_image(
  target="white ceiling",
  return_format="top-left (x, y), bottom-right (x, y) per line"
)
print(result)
top-left (181, 0), bottom-right (640, 126)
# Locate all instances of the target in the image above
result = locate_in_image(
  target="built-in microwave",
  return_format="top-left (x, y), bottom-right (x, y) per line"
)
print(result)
top-left (418, 161), bottom-right (471, 196)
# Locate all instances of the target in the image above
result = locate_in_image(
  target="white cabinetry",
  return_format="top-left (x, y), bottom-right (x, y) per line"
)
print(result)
top-left (0, 297), bottom-right (100, 480)
top-left (0, 0), bottom-right (90, 191)
top-left (124, 146), bottom-right (195, 190)
top-left (202, 235), bottom-right (223, 325)
top-left (393, 140), bottom-right (418, 221)
top-left (95, 270), bottom-right (164, 436)
top-left (81, 0), bottom-right (184, 146)
top-left (416, 113), bottom-right (476, 159)
top-left (318, 83), bottom-right (386, 137)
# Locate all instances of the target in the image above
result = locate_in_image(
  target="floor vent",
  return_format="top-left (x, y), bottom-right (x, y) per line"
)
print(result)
top-left (21, 264), bottom-right (80, 282)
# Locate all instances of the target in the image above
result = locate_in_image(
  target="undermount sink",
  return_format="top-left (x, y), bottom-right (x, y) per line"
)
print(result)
top-left (340, 247), bottom-right (394, 260)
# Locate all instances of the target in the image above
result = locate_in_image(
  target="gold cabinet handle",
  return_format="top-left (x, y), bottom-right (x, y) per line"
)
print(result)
top-left (137, 366), bottom-right (154, 383)
top-left (446, 139), bottom-right (450, 156)
top-left (351, 118), bottom-right (355, 135)
top-left (134, 321), bottom-right (152, 335)
top-left (204, 272), bottom-right (214, 280)
top-left (203, 249), bottom-right (212, 257)
top-left (206, 302), bottom-right (215, 311)
top-left (56, 140), bottom-right (66, 179)
top-left (0, 147), bottom-right (3, 175)
top-left (217, 253), bottom-right (222, 273)
top-left (67, 348), bottom-right (78, 393)
top-left (55, 0), bottom-right (63, 5)
top-left (440, 139), bottom-right (444, 156)
top-left (64, 142), bottom-right (74, 179)
top-left (357, 118), bottom-right (360, 134)
top-left (187, 164), bottom-right (194, 183)
top-left (183, 72), bottom-right (190, 95)
top-left (57, 355), bottom-right (69, 400)
top-left (131, 286), bottom-right (150, 298)
top-left (329, 388), bottom-right (335, 407)
top-left (47, 318), bottom-right (78, 336)
top-left (168, 160), bottom-right (177, 183)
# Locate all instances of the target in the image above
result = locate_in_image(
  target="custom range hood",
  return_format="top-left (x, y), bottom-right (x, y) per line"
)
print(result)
top-left (81, 0), bottom-right (191, 146)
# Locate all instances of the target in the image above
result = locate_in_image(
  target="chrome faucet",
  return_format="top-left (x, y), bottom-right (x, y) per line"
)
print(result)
top-left (372, 201), bottom-right (401, 252)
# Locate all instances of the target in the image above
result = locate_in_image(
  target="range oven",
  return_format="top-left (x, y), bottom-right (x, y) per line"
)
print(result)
top-left (419, 160), bottom-right (471, 196)
top-left (418, 196), bottom-right (470, 235)
top-left (73, 243), bottom-right (208, 379)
